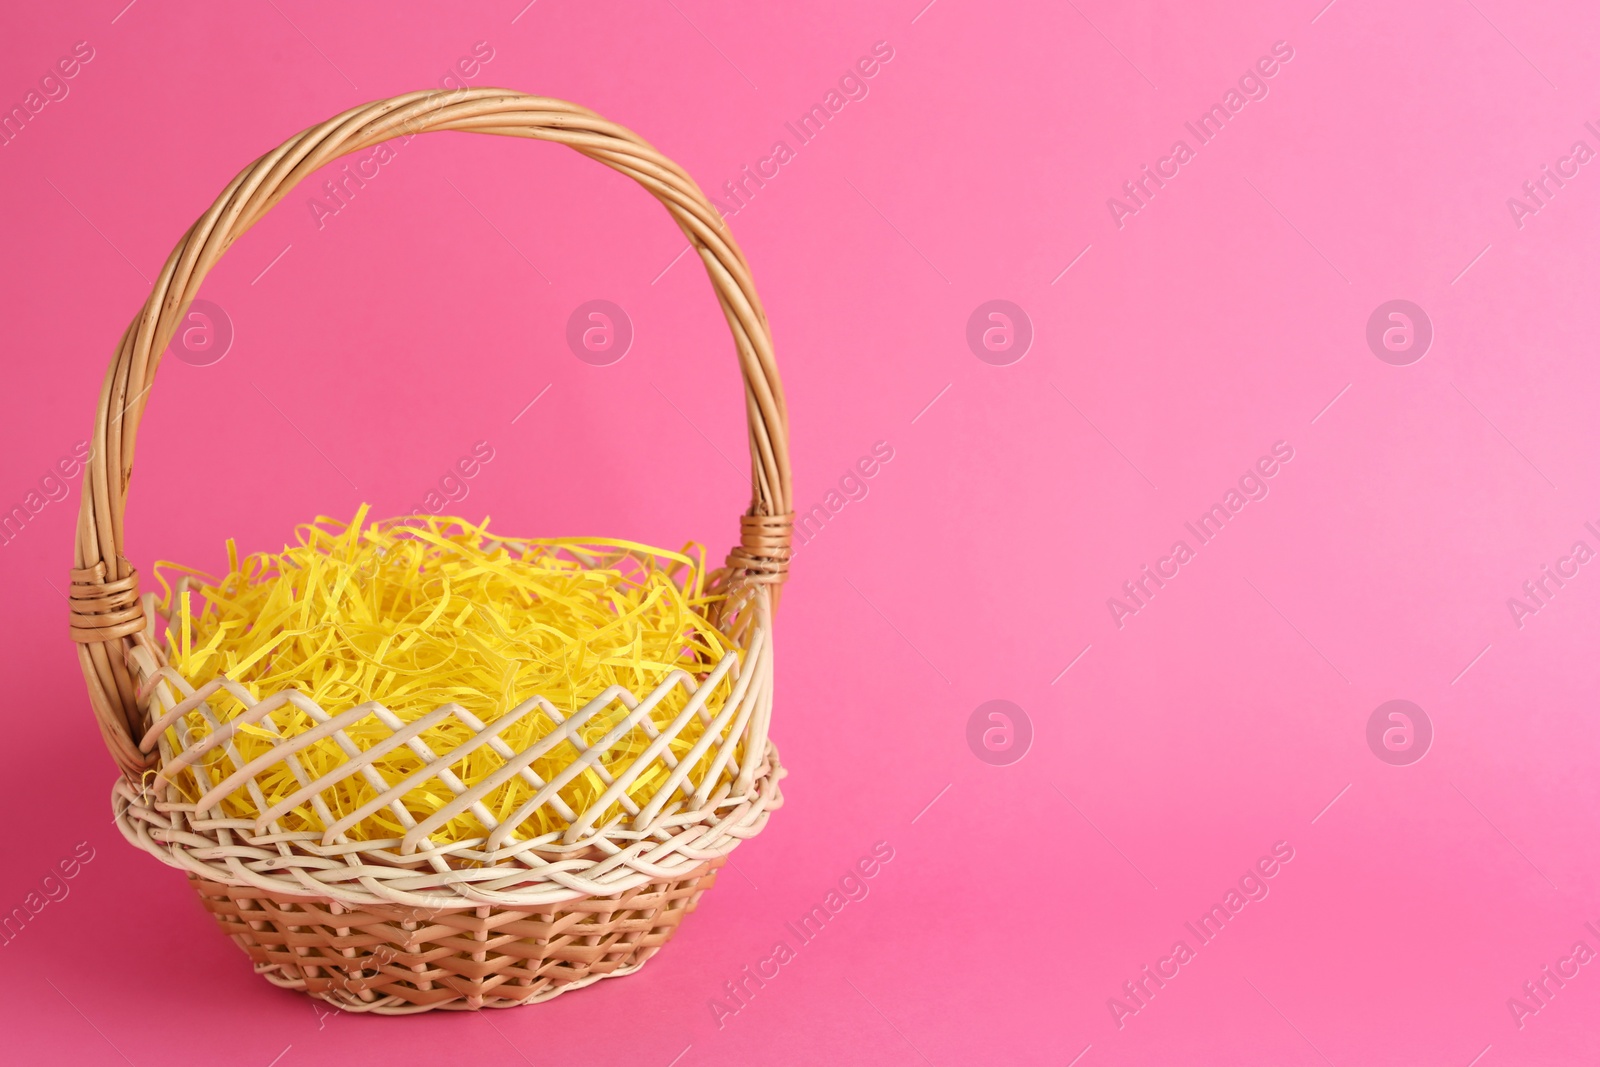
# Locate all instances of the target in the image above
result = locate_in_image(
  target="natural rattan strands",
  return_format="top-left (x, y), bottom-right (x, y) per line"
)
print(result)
top-left (65, 90), bottom-right (793, 1013)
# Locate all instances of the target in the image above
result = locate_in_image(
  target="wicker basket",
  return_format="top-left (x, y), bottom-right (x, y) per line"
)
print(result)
top-left (67, 89), bottom-right (792, 1014)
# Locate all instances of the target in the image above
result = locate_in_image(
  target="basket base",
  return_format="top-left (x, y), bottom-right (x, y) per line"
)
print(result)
top-left (190, 859), bottom-right (723, 1014)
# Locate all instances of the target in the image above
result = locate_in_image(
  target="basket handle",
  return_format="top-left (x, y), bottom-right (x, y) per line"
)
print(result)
top-left (68, 89), bottom-right (793, 778)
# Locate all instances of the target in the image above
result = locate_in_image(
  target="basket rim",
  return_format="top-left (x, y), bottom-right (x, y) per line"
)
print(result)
top-left (114, 738), bottom-right (784, 909)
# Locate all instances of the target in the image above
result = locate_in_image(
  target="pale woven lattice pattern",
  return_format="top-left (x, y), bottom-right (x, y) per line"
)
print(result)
top-left (152, 510), bottom-right (743, 847)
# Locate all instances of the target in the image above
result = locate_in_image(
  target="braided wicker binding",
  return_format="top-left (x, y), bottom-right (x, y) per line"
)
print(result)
top-left (70, 89), bottom-right (793, 1013)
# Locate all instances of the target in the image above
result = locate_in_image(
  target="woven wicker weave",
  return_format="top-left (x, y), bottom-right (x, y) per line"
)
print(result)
top-left (68, 89), bottom-right (792, 1013)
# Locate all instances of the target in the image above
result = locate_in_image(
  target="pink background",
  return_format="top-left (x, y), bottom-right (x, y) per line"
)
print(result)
top-left (3, 1), bottom-right (1600, 1063)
